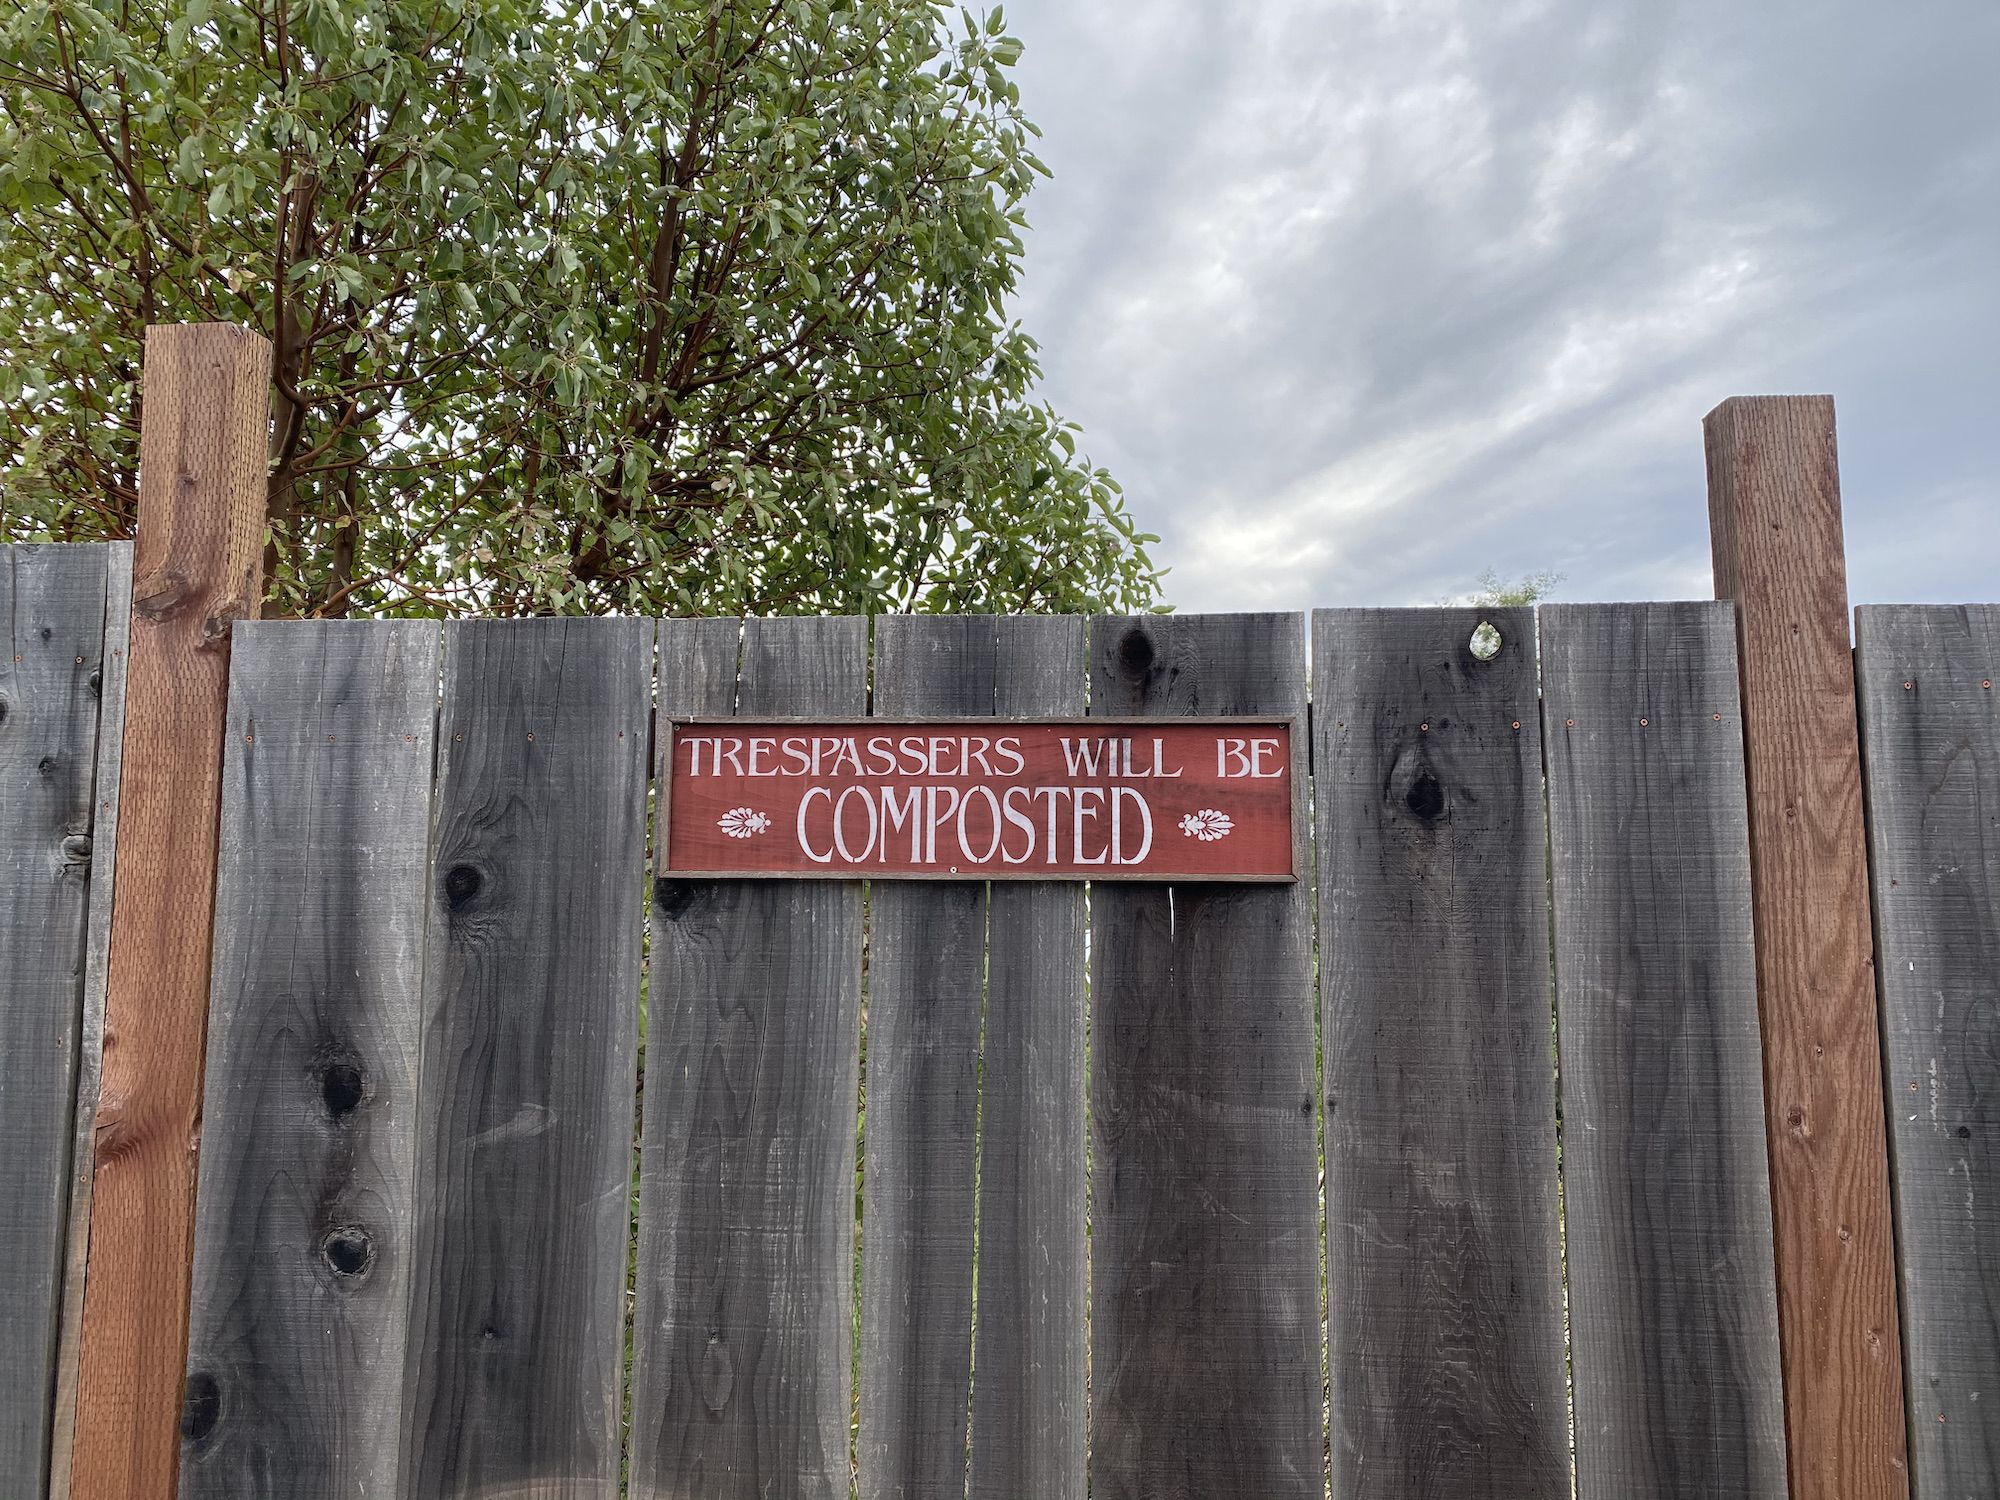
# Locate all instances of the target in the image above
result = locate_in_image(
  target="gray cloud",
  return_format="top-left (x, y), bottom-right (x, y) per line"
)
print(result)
top-left (1004, 0), bottom-right (2000, 612)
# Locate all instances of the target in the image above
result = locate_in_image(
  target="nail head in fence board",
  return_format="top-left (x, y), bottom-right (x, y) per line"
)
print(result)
top-left (1706, 395), bottom-right (1912, 1499)
top-left (634, 615), bottom-right (866, 1499)
top-left (1540, 602), bottom-right (1788, 1499)
top-left (1855, 604), bottom-right (2000, 1499)
top-left (1314, 606), bottom-right (1570, 1497)
top-left (1088, 613), bottom-right (1322, 1500)
top-left (48, 541), bottom-right (131, 1500)
top-left (398, 618), bottom-right (650, 1498)
top-left (971, 615), bottom-right (1088, 1500)
top-left (178, 621), bottom-right (440, 1498)
top-left (859, 616), bottom-right (994, 1500)
top-left (70, 324), bottom-right (271, 1500)
top-left (0, 545), bottom-right (112, 1495)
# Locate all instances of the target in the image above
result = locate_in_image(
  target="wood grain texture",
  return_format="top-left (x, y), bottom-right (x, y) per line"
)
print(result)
top-left (178, 621), bottom-right (440, 1498)
top-left (1540, 602), bottom-right (1788, 1500)
top-left (399, 618), bottom-right (651, 1500)
top-left (634, 616), bottom-right (866, 1500)
top-left (72, 324), bottom-right (272, 1500)
top-left (49, 541), bottom-right (132, 1500)
top-left (1706, 396), bottom-right (1911, 1500)
top-left (970, 615), bottom-right (1088, 1500)
top-left (855, 615), bottom-right (1089, 1500)
top-left (1855, 605), bottom-right (2000, 1498)
top-left (1314, 607), bottom-right (1569, 1500)
top-left (1089, 613), bottom-right (1322, 1500)
top-left (0, 545), bottom-right (113, 1496)
top-left (858, 616), bottom-right (991, 1500)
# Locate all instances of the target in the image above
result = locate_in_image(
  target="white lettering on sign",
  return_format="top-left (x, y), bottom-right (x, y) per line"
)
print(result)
top-left (666, 720), bottom-right (1293, 880)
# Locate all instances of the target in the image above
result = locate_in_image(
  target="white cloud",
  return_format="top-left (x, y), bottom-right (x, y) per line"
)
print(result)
top-left (1004, 0), bottom-right (2000, 611)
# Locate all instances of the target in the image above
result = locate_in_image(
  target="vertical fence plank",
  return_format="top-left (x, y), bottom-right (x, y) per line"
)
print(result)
top-left (1855, 604), bottom-right (2000, 1498)
top-left (176, 621), bottom-right (440, 1498)
top-left (1707, 395), bottom-right (1911, 1500)
top-left (48, 541), bottom-right (132, 1500)
top-left (1540, 602), bottom-right (1788, 1500)
top-left (72, 323), bottom-right (271, 1500)
top-left (0, 545), bottom-right (112, 1495)
top-left (399, 618), bottom-right (651, 1499)
top-left (1315, 606), bottom-right (1569, 1498)
top-left (859, 617), bottom-right (993, 1500)
top-left (635, 616), bottom-right (866, 1500)
top-left (856, 615), bottom-right (1089, 1500)
top-left (971, 614), bottom-right (1088, 1500)
top-left (1088, 613), bottom-right (1322, 1500)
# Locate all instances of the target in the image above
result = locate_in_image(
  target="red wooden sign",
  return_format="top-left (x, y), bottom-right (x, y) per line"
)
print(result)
top-left (662, 720), bottom-right (1295, 881)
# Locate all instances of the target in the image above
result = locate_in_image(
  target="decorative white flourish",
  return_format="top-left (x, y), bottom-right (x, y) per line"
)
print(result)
top-left (1178, 809), bottom-right (1235, 842)
top-left (718, 807), bottom-right (772, 839)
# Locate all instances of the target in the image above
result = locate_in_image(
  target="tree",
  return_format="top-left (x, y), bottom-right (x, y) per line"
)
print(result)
top-left (1464, 568), bottom-right (1564, 609)
top-left (0, 0), bottom-right (1160, 617)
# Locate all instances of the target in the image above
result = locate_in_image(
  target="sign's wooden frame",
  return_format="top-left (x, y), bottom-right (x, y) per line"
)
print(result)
top-left (656, 714), bottom-right (1303, 882)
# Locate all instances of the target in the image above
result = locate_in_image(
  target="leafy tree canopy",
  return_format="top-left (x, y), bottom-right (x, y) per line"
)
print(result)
top-left (0, 0), bottom-right (1161, 616)
top-left (1464, 568), bottom-right (1564, 608)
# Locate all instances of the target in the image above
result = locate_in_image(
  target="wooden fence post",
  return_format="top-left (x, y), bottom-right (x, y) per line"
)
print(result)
top-left (65, 324), bottom-right (270, 1500)
top-left (1706, 395), bottom-right (1911, 1500)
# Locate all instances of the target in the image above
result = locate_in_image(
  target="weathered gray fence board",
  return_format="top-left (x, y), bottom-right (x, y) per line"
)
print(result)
top-left (0, 545), bottom-right (111, 1496)
top-left (970, 614), bottom-right (1088, 1500)
top-left (859, 616), bottom-right (992, 1500)
top-left (400, 618), bottom-right (651, 1499)
top-left (1088, 613), bottom-right (1322, 1500)
top-left (635, 616), bottom-right (866, 1500)
top-left (180, 621), bottom-right (441, 1498)
top-left (1314, 606), bottom-right (1569, 1499)
top-left (856, 615), bottom-right (1089, 1500)
top-left (1856, 604), bottom-right (2000, 1498)
top-left (1540, 603), bottom-right (1787, 1500)
top-left (49, 540), bottom-right (131, 1500)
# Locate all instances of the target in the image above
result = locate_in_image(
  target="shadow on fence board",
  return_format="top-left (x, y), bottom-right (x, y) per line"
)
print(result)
top-left (5, 557), bottom-right (1997, 1497)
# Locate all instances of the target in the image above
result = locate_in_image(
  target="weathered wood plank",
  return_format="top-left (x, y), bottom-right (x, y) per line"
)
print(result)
top-left (177, 621), bottom-right (440, 1498)
top-left (634, 616), bottom-right (866, 1500)
top-left (970, 615), bottom-right (1088, 1500)
top-left (858, 616), bottom-right (990, 1500)
top-left (1540, 602), bottom-right (1787, 1500)
top-left (49, 540), bottom-right (132, 1500)
top-left (0, 545), bottom-right (112, 1496)
top-left (1089, 613), bottom-right (1322, 1500)
top-left (1855, 604), bottom-right (2000, 1499)
top-left (1314, 606), bottom-right (1569, 1499)
top-left (72, 324), bottom-right (272, 1500)
top-left (399, 618), bottom-right (651, 1499)
top-left (855, 615), bottom-right (1089, 1500)
top-left (1706, 395), bottom-right (1911, 1499)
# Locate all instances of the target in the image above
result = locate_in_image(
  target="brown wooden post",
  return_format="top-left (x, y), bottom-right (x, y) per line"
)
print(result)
top-left (1706, 395), bottom-right (1911, 1500)
top-left (65, 325), bottom-right (270, 1500)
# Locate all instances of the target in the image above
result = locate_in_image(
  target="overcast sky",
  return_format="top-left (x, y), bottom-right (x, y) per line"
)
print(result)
top-left (1002, 0), bottom-right (1999, 613)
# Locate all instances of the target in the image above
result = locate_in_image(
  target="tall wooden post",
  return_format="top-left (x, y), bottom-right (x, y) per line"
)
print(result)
top-left (1706, 395), bottom-right (1911, 1500)
top-left (65, 324), bottom-right (270, 1500)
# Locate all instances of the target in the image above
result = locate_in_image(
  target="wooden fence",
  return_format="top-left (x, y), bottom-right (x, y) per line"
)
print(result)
top-left (0, 328), bottom-right (1993, 1500)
